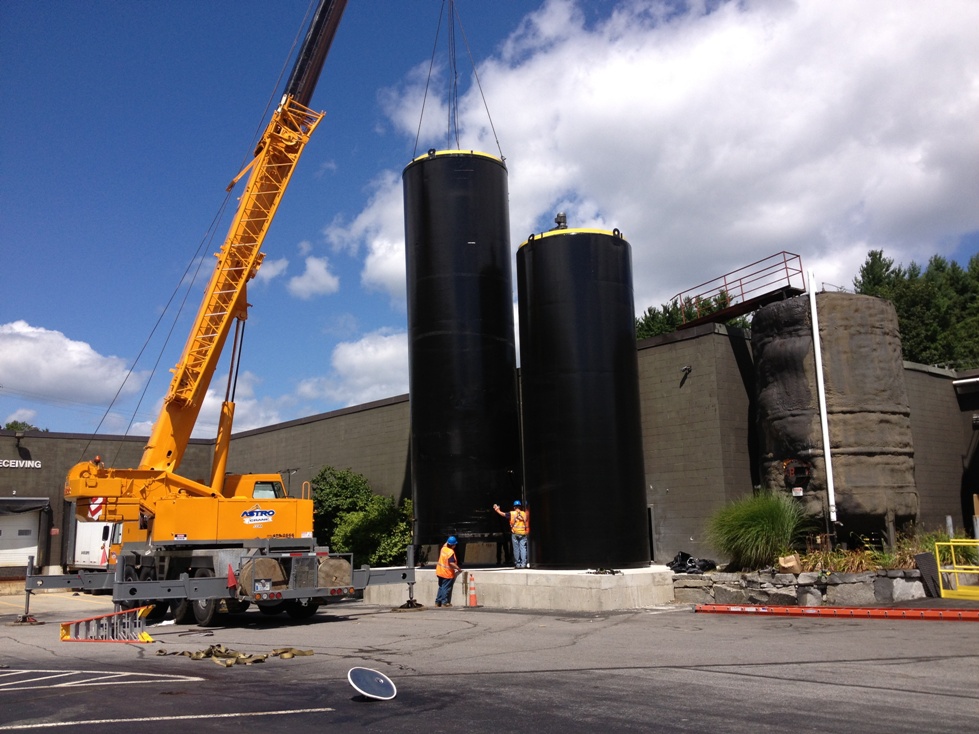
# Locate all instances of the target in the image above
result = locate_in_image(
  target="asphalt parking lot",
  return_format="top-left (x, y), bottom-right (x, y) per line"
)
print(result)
top-left (2, 591), bottom-right (978, 733)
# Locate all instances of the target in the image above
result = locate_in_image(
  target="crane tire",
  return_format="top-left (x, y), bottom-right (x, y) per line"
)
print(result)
top-left (171, 598), bottom-right (195, 625)
top-left (258, 601), bottom-right (286, 616)
top-left (285, 600), bottom-right (320, 620)
top-left (192, 568), bottom-right (219, 627)
top-left (138, 566), bottom-right (168, 622)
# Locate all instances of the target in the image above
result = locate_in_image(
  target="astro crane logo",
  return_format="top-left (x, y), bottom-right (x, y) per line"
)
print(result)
top-left (241, 505), bottom-right (276, 527)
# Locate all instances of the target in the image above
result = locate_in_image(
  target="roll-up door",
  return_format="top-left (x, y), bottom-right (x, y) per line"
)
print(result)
top-left (0, 511), bottom-right (40, 567)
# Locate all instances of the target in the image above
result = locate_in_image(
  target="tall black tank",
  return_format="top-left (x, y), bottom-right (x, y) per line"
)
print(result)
top-left (517, 227), bottom-right (650, 569)
top-left (403, 150), bottom-right (522, 548)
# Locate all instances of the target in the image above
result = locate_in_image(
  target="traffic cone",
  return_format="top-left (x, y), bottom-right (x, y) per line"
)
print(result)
top-left (467, 573), bottom-right (480, 608)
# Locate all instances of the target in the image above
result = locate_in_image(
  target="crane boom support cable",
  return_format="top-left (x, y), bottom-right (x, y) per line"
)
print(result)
top-left (84, 192), bottom-right (233, 468)
top-left (455, 11), bottom-right (504, 161)
top-left (413, 2), bottom-right (446, 159)
top-left (447, 0), bottom-right (459, 149)
top-left (412, 0), bottom-right (505, 161)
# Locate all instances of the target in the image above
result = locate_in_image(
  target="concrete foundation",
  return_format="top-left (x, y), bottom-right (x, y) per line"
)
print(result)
top-left (364, 566), bottom-right (676, 612)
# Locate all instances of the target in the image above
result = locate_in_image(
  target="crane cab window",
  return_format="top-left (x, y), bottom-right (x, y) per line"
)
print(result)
top-left (252, 482), bottom-right (286, 499)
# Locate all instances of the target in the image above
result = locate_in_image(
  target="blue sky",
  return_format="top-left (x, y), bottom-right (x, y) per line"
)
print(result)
top-left (2, 0), bottom-right (978, 438)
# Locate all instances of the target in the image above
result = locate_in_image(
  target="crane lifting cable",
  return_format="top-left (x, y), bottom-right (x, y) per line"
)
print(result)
top-left (413, 0), bottom-right (504, 160)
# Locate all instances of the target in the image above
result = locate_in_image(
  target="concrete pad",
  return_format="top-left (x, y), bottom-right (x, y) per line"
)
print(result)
top-left (364, 565), bottom-right (676, 612)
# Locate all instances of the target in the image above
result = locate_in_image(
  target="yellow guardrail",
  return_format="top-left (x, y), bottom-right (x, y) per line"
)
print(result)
top-left (936, 540), bottom-right (979, 601)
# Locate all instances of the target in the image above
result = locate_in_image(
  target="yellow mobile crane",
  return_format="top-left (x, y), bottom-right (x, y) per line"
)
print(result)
top-left (26, 0), bottom-right (413, 625)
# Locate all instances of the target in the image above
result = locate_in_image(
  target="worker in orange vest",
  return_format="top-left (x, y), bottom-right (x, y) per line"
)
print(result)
top-left (435, 536), bottom-right (462, 607)
top-left (494, 500), bottom-right (530, 568)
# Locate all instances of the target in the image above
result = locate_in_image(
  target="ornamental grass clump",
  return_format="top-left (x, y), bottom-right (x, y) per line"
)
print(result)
top-left (706, 490), bottom-right (811, 571)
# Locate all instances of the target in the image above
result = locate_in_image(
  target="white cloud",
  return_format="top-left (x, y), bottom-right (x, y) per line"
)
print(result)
top-left (297, 329), bottom-right (408, 407)
top-left (380, 59), bottom-right (451, 146)
top-left (0, 321), bottom-right (145, 405)
top-left (376, 0), bottom-right (979, 313)
top-left (3, 407), bottom-right (37, 425)
top-left (315, 159), bottom-right (338, 178)
top-left (287, 255), bottom-right (340, 299)
top-left (324, 171), bottom-right (407, 305)
top-left (11, 1), bottom-right (979, 434)
top-left (129, 371), bottom-right (288, 439)
top-left (255, 256), bottom-right (288, 283)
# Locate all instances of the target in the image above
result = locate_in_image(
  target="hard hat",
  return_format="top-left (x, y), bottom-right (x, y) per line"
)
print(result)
top-left (447, 536), bottom-right (457, 545)
top-left (513, 500), bottom-right (522, 506)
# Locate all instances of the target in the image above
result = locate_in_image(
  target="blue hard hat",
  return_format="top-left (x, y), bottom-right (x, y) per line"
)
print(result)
top-left (447, 536), bottom-right (457, 545)
top-left (513, 500), bottom-right (522, 506)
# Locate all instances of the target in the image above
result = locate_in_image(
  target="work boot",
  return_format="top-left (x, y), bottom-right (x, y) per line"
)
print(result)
top-left (443, 603), bottom-right (452, 607)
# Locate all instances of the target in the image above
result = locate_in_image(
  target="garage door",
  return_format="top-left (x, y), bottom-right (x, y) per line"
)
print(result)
top-left (0, 512), bottom-right (40, 567)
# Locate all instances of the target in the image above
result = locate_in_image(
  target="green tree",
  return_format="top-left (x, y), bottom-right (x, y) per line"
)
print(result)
top-left (309, 465), bottom-right (413, 566)
top-left (852, 249), bottom-right (899, 297)
top-left (853, 250), bottom-right (979, 369)
top-left (3, 420), bottom-right (47, 432)
top-left (310, 466), bottom-right (373, 548)
top-left (636, 291), bottom-right (749, 340)
top-left (635, 301), bottom-right (684, 340)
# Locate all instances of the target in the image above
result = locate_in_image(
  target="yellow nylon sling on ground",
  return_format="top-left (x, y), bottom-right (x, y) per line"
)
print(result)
top-left (155, 643), bottom-right (314, 667)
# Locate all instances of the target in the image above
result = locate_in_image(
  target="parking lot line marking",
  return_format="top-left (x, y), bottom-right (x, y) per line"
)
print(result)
top-left (0, 672), bottom-right (75, 689)
top-left (0, 670), bottom-right (203, 692)
top-left (0, 708), bottom-right (336, 730)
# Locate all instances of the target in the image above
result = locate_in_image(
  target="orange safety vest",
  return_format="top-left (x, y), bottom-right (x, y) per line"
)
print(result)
top-left (436, 545), bottom-right (458, 579)
top-left (510, 509), bottom-right (529, 536)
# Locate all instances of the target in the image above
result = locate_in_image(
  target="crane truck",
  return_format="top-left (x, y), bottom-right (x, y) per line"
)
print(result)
top-left (24, 0), bottom-right (414, 625)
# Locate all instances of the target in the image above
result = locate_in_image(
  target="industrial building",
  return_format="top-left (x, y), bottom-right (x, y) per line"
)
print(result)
top-left (2, 314), bottom-right (976, 579)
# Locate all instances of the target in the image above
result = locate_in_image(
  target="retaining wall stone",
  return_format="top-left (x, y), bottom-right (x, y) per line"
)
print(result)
top-left (674, 569), bottom-right (926, 606)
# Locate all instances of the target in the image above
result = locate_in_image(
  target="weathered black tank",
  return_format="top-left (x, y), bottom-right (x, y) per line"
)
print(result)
top-left (752, 292), bottom-right (918, 534)
top-left (517, 227), bottom-right (650, 569)
top-left (402, 150), bottom-right (522, 547)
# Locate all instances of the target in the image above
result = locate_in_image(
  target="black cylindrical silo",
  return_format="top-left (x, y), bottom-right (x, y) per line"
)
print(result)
top-left (517, 228), bottom-right (649, 569)
top-left (403, 150), bottom-right (522, 548)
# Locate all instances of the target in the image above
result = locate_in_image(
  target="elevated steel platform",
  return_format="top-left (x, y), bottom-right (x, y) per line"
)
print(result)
top-left (672, 251), bottom-right (806, 329)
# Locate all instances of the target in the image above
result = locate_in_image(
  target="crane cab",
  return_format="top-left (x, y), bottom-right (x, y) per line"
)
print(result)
top-left (221, 474), bottom-right (289, 500)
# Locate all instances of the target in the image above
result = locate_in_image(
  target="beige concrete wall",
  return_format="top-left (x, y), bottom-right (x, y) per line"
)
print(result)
top-left (638, 324), bottom-right (756, 563)
top-left (904, 364), bottom-right (975, 530)
top-left (227, 395), bottom-right (411, 503)
top-left (0, 432), bottom-right (212, 575)
top-left (6, 327), bottom-right (975, 580)
top-left (364, 568), bottom-right (676, 611)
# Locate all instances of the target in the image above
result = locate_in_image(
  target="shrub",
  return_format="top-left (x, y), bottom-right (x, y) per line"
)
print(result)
top-left (706, 490), bottom-right (812, 571)
top-left (310, 465), bottom-right (413, 565)
top-left (798, 525), bottom-right (979, 572)
top-left (333, 497), bottom-right (413, 566)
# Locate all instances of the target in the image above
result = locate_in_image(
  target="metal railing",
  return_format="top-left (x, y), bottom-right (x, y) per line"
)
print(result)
top-left (935, 540), bottom-right (979, 601)
top-left (671, 251), bottom-right (806, 324)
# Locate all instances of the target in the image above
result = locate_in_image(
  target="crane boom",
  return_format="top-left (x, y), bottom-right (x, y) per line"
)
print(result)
top-left (142, 0), bottom-right (347, 476)
top-left (65, 0), bottom-right (347, 544)
top-left (139, 96), bottom-right (323, 475)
